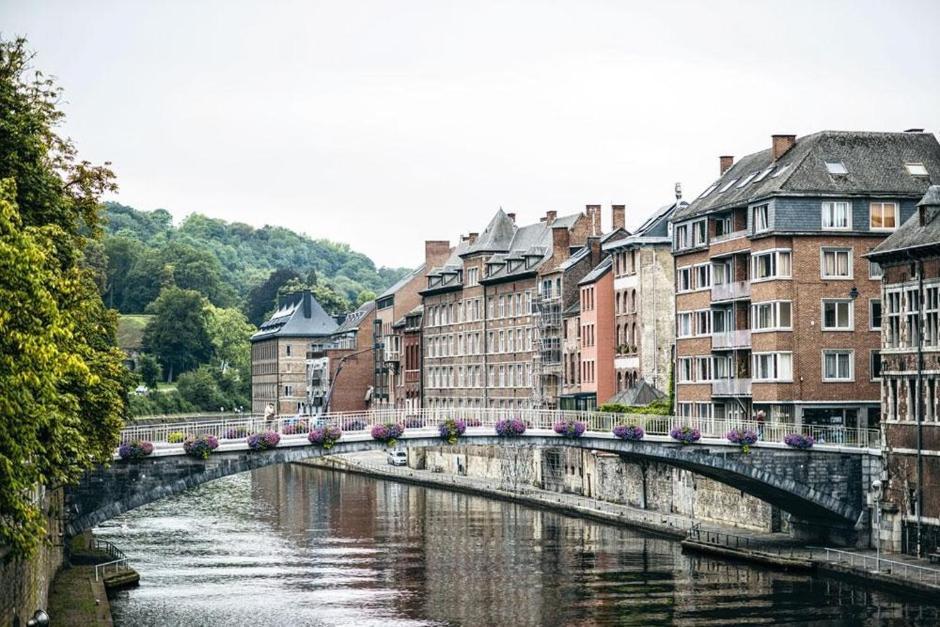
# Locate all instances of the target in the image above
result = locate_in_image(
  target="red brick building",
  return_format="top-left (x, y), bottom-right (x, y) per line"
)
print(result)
top-left (577, 256), bottom-right (615, 409)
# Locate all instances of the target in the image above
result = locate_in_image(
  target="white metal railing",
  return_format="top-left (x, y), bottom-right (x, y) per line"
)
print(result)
top-left (95, 557), bottom-right (130, 581)
top-left (117, 408), bottom-right (882, 452)
top-left (710, 229), bottom-right (747, 244)
top-left (711, 280), bottom-right (751, 301)
top-left (712, 329), bottom-right (751, 350)
top-left (711, 378), bottom-right (752, 396)
top-left (818, 548), bottom-right (940, 587)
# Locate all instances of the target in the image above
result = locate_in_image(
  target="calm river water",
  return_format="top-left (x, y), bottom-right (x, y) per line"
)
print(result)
top-left (96, 464), bottom-right (937, 626)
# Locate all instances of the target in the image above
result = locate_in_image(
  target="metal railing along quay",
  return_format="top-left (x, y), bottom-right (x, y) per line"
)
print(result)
top-left (118, 408), bottom-right (882, 451)
top-left (686, 526), bottom-right (805, 558)
top-left (92, 538), bottom-right (132, 581)
top-left (816, 547), bottom-right (940, 587)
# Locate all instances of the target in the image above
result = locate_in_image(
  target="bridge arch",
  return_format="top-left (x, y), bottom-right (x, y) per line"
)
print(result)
top-left (68, 433), bottom-right (871, 543)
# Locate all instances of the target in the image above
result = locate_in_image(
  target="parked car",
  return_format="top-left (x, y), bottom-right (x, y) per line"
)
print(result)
top-left (387, 450), bottom-right (408, 466)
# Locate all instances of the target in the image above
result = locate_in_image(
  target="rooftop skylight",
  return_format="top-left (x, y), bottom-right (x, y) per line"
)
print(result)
top-left (736, 171), bottom-right (759, 188)
top-left (771, 164), bottom-right (790, 178)
top-left (753, 166), bottom-right (775, 183)
top-left (905, 162), bottom-right (929, 176)
top-left (698, 183), bottom-right (719, 198)
top-left (825, 161), bottom-right (848, 175)
top-left (717, 178), bottom-right (739, 193)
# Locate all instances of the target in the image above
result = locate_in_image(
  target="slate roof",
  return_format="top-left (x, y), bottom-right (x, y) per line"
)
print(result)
top-left (868, 185), bottom-right (940, 261)
top-left (578, 255), bottom-right (612, 285)
top-left (604, 200), bottom-right (687, 251)
top-left (378, 263), bottom-right (426, 299)
top-left (332, 300), bottom-right (375, 335)
top-left (606, 379), bottom-right (665, 406)
top-left (674, 131), bottom-right (940, 222)
top-left (422, 240), bottom-right (468, 293)
top-left (481, 212), bottom-right (583, 282)
top-left (251, 291), bottom-right (338, 341)
top-left (465, 209), bottom-right (517, 254)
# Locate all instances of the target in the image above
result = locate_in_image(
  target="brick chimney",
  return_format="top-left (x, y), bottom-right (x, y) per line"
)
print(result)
top-left (588, 236), bottom-right (601, 266)
top-left (551, 225), bottom-right (570, 263)
top-left (545, 210), bottom-right (557, 225)
top-left (507, 212), bottom-right (516, 223)
top-left (772, 134), bottom-right (796, 161)
top-left (611, 204), bottom-right (625, 231)
top-left (467, 232), bottom-right (478, 244)
top-left (424, 240), bottom-right (451, 269)
top-left (585, 205), bottom-right (601, 235)
top-left (720, 155), bottom-right (734, 175)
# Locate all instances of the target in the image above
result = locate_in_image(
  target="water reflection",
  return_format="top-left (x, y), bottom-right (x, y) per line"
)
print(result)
top-left (98, 464), bottom-right (938, 626)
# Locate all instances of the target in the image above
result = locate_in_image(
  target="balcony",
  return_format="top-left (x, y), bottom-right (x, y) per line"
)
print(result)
top-left (711, 329), bottom-right (751, 350)
top-left (711, 280), bottom-right (751, 302)
top-left (711, 378), bottom-right (752, 396)
top-left (384, 350), bottom-right (400, 363)
top-left (711, 229), bottom-right (747, 244)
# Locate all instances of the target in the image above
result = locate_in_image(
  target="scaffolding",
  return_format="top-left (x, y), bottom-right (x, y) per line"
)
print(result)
top-left (531, 292), bottom-right (563, 408)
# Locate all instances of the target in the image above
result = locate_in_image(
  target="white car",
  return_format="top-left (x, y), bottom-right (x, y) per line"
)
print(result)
top-left (387, 450), bottom-right (408, 466)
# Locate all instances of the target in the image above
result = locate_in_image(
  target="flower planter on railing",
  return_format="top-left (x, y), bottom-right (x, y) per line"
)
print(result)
top-left (438, 419), bottom-right (467, 445)
top-left (168, 431), bottom-right (187, 444)
top-left (612, 425), bottom-right (644, 441)
top-left (371, 423), bottom-right (405, 447)
top-left (670, 426), bottom-right (701, 445)
top-left (495, 418), bottom-right (526, 437)
top-left (308, 425), bottom-right (342, 449)
top-left (118, 440), bottom-right (154, 460)
top-left (726, 428), bottom-right (758, 454)
top-left (247, 431), bottom-right (281, 451)
top-left (553, 419), bottom-right (586, 438)
top-left (784, 433), bottom-right (815, 450)
top-left (183, 435), bottom-right (219, 459)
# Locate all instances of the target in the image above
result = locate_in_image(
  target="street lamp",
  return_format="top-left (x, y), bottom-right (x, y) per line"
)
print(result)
top-left (871, 479), bottom-right (883, 571)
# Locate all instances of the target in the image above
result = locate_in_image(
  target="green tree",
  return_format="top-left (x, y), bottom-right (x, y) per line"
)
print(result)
top-left (176, 366), bottom-right (226, 410)
top-left (245, 268), bottom-right (300, 325)
top-left (137, 353), bottom-right (162, 388)
top-left (356, 289), bottom-right (377, 306)
top-left (142, 287), bottom-right (213, 381)
top-left (0, 38), bottom-right (127, 557)
top-left (206, 304), bottom-right (255, 374)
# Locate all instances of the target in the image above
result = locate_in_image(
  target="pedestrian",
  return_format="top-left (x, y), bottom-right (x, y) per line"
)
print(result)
top-left (755, 410), bottom-right (766, 440)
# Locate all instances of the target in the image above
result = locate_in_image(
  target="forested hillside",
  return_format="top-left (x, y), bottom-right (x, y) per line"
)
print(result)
top-left (101, 202), bottom-right (410, 317)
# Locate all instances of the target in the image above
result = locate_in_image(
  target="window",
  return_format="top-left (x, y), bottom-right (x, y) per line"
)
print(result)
top-left (284, 385), bottom-right (293, 396)
top-left (677, 312), bottom-right (693, 338)
top-left (695, 310), bottom-right (712, 336)
top-left (825, 161), bottom-right (848, 175)
top-left (870, 299), bottom-right (882, 330)
top-left (905, 162), bottom-right (929, 176)
top-left (677, 358), bottom-right (694, 383)
top-left (821, 201), bottom-right (851, 230)
top-left (285, 344), bottom-right (292, 356)
top-left (752, 249), bottom-right (792, 281)
top-left (821, 248), bottom-right (852, 279)
top-left (926, 286), bottom-right (939, 347)
top-left (718, 178), bottom-right (739, 193)
top-left (906, 287), bottom-right (920, 346)
top-left (697, 357), bottom-right (713, 382)
top-left (737, 171), bottom-right (758, 188)
top-left (886, 290), bottom-right (902, 347)
top-left (677, 267), bottom-right (692, 292)
top-left (694, 264), bottom-right (711, 290)
top-left (752, 301), bottom-right (792, 331)
top-left (869, 261), bottom-right (883, 279)
top-left (753, 166), bottom-right (775, 182)
top-left (870, 201), bottom-right (899, 230)
top-left (753, 204), bottom-right (770, 232)
top-left (823, 350), bottom-right (853, 381)
top-left (822, 300), bottom-right (853, 330)
top-left (771, 164), bottom-right (791, 178)
top-left (466, 267), bottom-right (479, 286)
top-left (674, 224), bottom-right (689, 250)
top-left (692, 220), bottom-right (707, 246)
top-left (753, 352), bottom-right (793, 381)
top-left (870, 350), bottom-right (882, 381)
top-left (699, 183), bottom-right (719, 198)
top-left (715, 215), bottom-right (732, 237)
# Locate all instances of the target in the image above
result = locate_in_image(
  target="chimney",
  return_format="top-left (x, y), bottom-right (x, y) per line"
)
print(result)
top-left (719, 155), bottom-right (734, 175)
top-left (588, 236), bottom-right (601, 266)
top-left (611, 204), bottom-right (625, 231)
top-left (585, 204), bottom-right (601, 235)
top-left (507, 212), bottom-right (516, 223)
top-left (468, 232), bottom-right (478, 244)
top-left (772, 134), bottom-right (796, 161)
top-left (424, 240), bottom-right (451, 269)
top-left (551, 225), bottom-right (570, 262)
top-left (545, 210), bottom-right (557, 225)
top-left (302, 290), bottom-right (312, 318)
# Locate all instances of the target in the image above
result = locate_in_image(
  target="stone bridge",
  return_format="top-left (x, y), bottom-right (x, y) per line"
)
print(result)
top-left (68, 421), bottom-right (883, 546)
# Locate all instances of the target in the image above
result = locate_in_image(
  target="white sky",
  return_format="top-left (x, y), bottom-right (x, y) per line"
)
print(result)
top-left (3, 0), bottom-right (939, 268)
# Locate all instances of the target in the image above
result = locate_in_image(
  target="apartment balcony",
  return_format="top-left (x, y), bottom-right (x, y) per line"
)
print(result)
top-left (711, 229), bottom-right (747, 244)
top-left (711, 280), bottom-right (751, 302)
top-left (384, 350), bottom-right (400, 363)
top-left (711, 329), bottom-right (751, 350)
top-left (711, 378), bottom-right (752, 396)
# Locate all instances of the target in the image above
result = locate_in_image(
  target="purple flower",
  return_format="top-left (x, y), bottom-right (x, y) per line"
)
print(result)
top-left (784, 433), bottom-right (815, 449)
top-left (308, 425), bottom-right (343, 449)
top-left (371, 422), bottom-right (405, 445)
top-left (553, 420), bottom-right (586, 438)
top-left (118, 440), bottom-right (154, 460)
top-left (726, 428), bottom-right (758, 454)
top-left (183, 434), bottom-right (219, 459)
top-left (670, 426), bottom-right (701, 445)
top-left (613, 425), bottom-right (644, 441)
top-left (495, 418), bottom-right (527, 437)
top-left (438, 419), bottom-right (467, 444)
top-left (247, 431), bottom-right (280, 451)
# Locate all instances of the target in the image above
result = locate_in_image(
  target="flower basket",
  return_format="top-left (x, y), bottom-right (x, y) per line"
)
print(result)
top-left (183, 434), bottom-right (219, 459)
top-left (495, 418), bottom-right (526, 437)
top-left (223, 428), bottom-right (248, 440)
top-left (308, 425), bottom-right (343, 449)
top-left (168, 431), bottom-right (186, 444)
top-left (282, 421), bottom-right (308, 436)
top-left (371, 423), bottom-right (405, 447)
top-left (784, 433), bottom-right (815, 450)
top-left (670, 426), bottom-right (701, 445)
top-left (247, 431), bottom-right (281, 451)
top-left (118, 440), bottom-right (154, 461)
top-left (612, 425), bottom-right (644, 441)
top-left (553, 419), bottom-right (586, 438)
top-left (438, 419), bottom-right (467, 445)
top-left (726, 428), bottom-right (758, 454)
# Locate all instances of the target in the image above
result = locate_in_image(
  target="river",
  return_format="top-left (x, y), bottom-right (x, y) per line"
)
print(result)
top-left (95, 463), bottom-right (938, 626)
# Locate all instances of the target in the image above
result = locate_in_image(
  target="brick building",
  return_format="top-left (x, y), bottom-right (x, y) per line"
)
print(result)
top-left (574, 256), bottom-right (615, 409)
top-left (868, 184), bottom-right (940, 556)
top-left (604, 196), bottom-right (685, 398)
top-left (398, 305), bottom-right (424, 412)
top-left (250, 290), bottom-right (338, 415)
top-left (421, 206), bottom-right (609, 409)
top-left (672, 130), bottom-right (940, 433)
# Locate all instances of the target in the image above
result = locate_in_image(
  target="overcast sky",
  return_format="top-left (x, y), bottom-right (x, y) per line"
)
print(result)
top-left (3, 0), bottom-right (939, 268)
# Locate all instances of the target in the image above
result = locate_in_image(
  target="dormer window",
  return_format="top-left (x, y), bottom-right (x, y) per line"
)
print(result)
top-left (825, 161), bottom-right (848, 175)
top-left (905, 162), bottom-right (929, 176)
